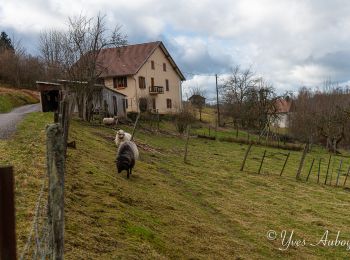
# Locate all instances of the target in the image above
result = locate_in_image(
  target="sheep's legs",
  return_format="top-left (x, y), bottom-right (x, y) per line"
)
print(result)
top-left (127, 168), bottom-right (133, 179)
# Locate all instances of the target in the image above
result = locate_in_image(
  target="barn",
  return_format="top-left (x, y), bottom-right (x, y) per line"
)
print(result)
top-left (36, 80), bottom-right (127, 118)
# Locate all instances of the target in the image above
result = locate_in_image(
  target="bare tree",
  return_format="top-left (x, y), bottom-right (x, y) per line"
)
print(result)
top-left (39, 14), bottom-right (127, 121)
top-left (189, 86), bottom-right (206, 121)
top-left (290, 82), bottom-right (350, 153)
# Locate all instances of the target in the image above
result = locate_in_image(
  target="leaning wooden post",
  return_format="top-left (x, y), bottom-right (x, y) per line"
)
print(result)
top-left (317, 158), bottom-right (322, 184)
top-left (324, 154), bottom-right (332, 185)
top-left (240, 143), bottom-right (252, 171)
top-left (184, 125), bottom-right (191, 163)
top-left (46, 124), bottom-right (65, 260)
top-left (343, 166), bottom-right (350, 187)
top-left (280, 152), bottom-right (290, 176)
top-left (131, 113), bottom-right (141, 141)
top-left (258, 150), bottom-right (267, 174)
top-left (336, 160), bottom-right (343, 187)
top-left (306, 158), bottom-right (315, 181)
top-left (0, 166), bottom-right (17, 260)
top-left (296, 143), bottom-right (308, 180)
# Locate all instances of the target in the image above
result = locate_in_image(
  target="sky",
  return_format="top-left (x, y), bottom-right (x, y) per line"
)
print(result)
top-left (2, 0), bottom-right (350, 101)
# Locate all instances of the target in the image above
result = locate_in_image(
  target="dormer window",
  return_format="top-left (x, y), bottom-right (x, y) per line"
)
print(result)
top-left (151, 60), bottom-right (155, 70)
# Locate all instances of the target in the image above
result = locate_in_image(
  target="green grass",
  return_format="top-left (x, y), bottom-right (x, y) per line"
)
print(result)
top-left (63, 119), bottom-right (350, 259)
top-left (0, 88), bottom-right (39, 113)
top-left (4, 113), bottom-right (350, 259)
top-left (0, 112), bottom-right (53, 251)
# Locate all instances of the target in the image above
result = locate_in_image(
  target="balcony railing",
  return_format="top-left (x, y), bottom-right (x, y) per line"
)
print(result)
top-left (149, 86), bottom-right (164, 94)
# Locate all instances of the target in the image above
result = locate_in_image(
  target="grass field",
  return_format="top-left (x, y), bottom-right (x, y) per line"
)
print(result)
top-left (0, 86), bottom-right (39, 113)
top-left (4, 112), bottom-right (350, 259)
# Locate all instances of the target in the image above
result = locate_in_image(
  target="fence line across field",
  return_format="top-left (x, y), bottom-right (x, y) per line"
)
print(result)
top-left (240, 143), bottom-right (350, 189)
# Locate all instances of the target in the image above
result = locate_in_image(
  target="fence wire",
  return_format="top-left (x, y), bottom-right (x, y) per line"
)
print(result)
top-left (19, 179), bottom-right (52, 260)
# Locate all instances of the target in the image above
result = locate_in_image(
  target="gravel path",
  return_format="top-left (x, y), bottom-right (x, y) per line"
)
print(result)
top-left (0, 103), bottom-right (41, 139)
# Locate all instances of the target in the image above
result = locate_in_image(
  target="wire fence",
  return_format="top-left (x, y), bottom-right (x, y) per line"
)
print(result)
top-left (240, 143), bottom-right (350, 189)
top-left (19, 180), bottom-right (51, 259)
top-left (18, 94), bottom-right (73, 259)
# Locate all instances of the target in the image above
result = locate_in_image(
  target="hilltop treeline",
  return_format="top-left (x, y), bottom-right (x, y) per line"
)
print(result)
top-left (289, 82), bottom-right (350, 152)
top-left (0, 31), bottom-right (44, 89)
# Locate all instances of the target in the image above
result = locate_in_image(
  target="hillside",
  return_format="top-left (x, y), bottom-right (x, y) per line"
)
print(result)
top-left (4, 113), bottom-right (350, 259)
top-left (0, 86), bottom-right (39, 113)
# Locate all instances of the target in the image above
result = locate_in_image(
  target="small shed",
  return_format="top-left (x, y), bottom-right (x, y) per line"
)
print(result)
top-left (189, 94), bottom-right (206, 107)
top-left (36, 81), bottom-right (127, 118)
top-left (92, 85), bottom-right (127, 117)
top-left (36, 81), bottom-right (62, 112)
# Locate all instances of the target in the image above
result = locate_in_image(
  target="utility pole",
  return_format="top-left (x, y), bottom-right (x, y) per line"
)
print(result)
top-left (215, 74), bottom-right (220, 127)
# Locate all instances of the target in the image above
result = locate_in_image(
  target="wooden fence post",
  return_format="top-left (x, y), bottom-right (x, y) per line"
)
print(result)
top-left (306, 158), bottom-right (315, 181)
top-left (0, 166), bottom-right (17, 260)
top-left (336, 160), bottom-right (343, 187)
top-left (317, 158), bottom-right (322, 184)
top-left (258, 150), bottom-right (267, 174)
top-left (324, 154), bottom-right (332, 185)
top-left (184, 125), bottom-right (191, 163)
top-left (280, 152), bottom-right (290, 176)
top-left (240, 143), bottom-right (252, 171)
top-left (296, 144), bottom-right (308, 180)
top-left (46, 124), bottom-right (65, 260)
top-left (343, 166), bottom-right (350, 187)
top-left (131, 113), bottom-right (140, 141)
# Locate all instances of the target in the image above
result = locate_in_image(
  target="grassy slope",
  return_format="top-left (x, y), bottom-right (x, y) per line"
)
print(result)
top-left (64, 120), bottom-right (350, 259)
top-left (4, 112), bottom-right (350, 259)
top-left (0, 112), bottom-right (51, 251)
top-left (0, 86), bottom-right (39, 113)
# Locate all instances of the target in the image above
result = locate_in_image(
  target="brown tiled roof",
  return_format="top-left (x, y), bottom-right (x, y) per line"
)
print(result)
top-left (275, 99), bottom-right (292, 113)
top-left (97, 41), bottom-right (185, 80)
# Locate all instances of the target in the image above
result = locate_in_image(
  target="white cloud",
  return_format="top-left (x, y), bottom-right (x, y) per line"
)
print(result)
top-left (2, 0), bottom-right (350, 97)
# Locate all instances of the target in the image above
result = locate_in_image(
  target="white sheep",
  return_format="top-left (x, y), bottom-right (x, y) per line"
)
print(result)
top-left (102, 117), bottom-right (118, 125)
top-left (115, 129), bottom-right (132, 147)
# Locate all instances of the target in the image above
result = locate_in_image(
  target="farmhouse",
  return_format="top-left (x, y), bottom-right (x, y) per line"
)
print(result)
top-left (97, 41), bottom-right (186, 114)
top-left (273, 98), bottom-right (294, 128)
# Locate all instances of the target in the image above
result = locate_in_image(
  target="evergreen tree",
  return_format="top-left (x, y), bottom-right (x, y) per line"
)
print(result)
top-left (0, 31), bottom-right (14, 52)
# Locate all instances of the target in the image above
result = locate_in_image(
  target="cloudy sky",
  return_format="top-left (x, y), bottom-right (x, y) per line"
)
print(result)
top-left (1, 0), bottom-right (350, 100)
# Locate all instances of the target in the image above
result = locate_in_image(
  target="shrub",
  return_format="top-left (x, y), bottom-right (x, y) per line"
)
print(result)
top-left (174, 109), bottom-right (195, 134)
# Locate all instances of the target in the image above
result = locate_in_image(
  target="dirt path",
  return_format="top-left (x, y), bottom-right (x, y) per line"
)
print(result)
top-left (0, 103), bottom-right (41, 139)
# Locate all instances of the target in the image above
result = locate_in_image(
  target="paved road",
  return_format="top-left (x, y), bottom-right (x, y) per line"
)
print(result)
top-left (0, 103), bottom-right (41, 139)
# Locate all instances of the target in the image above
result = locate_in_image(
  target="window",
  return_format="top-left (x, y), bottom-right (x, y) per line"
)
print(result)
top-left (152, 99), bottom-right (156, 109)
top-left (151, 77), bottom-right (154, 87)
top-left (163, 63), bottom-right (166, 71)
top-left (138, 76), bottom-right (146, 89)
top-left (123, 99), bottom-right (128, 113)
top-left (113, 96), bottom-right (118, 115)
top-left (166, 98), bottom-right (172, 109)
top-left (165, 79), bottom-right (169, 91)
top-left (113, 76), bottom-right (127, 88)
top-left (151, 60), bottom-right (155, 70)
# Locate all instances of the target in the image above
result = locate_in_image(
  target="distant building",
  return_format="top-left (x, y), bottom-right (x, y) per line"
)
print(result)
top-left (97, 41), bottom-right (186, 114)
top-left (188, 94), bottom-right (206, 106)
top-left (273, 98), bottom-right (294, 128)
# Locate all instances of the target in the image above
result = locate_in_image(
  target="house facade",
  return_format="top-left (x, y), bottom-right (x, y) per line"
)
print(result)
top-left (98, 41), bottom-right (185, 114)
top-left (272, 98), bottom-right (293, 128)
